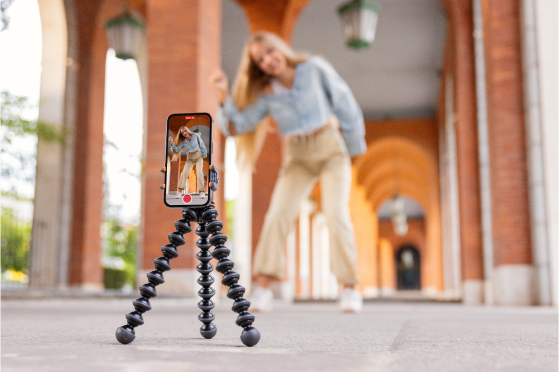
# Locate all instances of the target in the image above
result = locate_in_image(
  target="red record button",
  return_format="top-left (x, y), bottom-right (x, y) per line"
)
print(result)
top-left (183, 194), bottom-right (192, 203)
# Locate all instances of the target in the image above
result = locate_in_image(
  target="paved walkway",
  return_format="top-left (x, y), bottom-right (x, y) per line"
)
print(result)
top-left (2, 297), bottom-right (557, 372)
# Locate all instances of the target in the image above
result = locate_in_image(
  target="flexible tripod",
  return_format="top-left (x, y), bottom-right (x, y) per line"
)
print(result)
top-left (115, 165), bottom-right (260, 347)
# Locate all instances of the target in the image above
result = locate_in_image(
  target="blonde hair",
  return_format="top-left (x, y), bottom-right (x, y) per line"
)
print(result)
top-left (173, 126), bottom-right (194, 147)
top-left (232, 31), bottom-right (310, 168)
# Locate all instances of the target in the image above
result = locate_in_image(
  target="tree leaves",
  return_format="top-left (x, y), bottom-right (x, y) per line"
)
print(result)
top-left (1, 91), bottom-right (69, 198)
top-left (1, 207), bottom-right (31, 272)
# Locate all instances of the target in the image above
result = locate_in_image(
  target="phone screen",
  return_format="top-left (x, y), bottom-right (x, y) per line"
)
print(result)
top-left (164, 113), bottom-right (212, 208)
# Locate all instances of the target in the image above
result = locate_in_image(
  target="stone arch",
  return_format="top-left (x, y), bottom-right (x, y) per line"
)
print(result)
top-left (64, 0), bottom-right (147, 287)
top-left (355, 135), bottom-right (443, 293)
top-left (30, 0), bottom-right (70, 288)
top-left (356, 136), bottom-right (437, 188)
top-left (357, 136), bottom-right (438, 213)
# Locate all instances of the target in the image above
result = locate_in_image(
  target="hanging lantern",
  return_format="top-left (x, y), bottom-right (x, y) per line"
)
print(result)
top-left (105, 3), bottom-right (145, 60)
top-left (338, 0), bottom-right (380, 50)
top-left (391, 194), bottom-right (408, 236)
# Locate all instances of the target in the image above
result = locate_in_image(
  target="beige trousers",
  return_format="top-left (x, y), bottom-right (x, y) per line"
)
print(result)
top-left (178, 150), bottom-right (204, 192)
top-left (252, 125), bottom-right (359, 286)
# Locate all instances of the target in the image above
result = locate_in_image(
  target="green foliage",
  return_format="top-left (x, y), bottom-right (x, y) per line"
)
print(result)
top-left (102, 218), bottom-right (138, 288)
top-left (1, 91), bottom-right (68, 144)
top-left (104, 267), bottom-right (127, 289)
top-left (1, 207), bottom-right (30, 272)
top-left (1, 91), bottom-right (69, 197)
top-left (1, 0), bottom-right (14, 32)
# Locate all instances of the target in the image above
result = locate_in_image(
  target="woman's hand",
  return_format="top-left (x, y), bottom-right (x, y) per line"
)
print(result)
top-left (209, 69), bottom-right (229, 105)
top-left (168, 136), bottom-right (173, 142)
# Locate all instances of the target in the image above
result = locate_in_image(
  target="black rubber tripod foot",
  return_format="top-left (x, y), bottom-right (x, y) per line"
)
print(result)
top-left (240, 326), bottom-right (261, 347)
top-left (115, 325), bottom-right (136, 344)
top-left (200, 324), bottom-right (217, 339)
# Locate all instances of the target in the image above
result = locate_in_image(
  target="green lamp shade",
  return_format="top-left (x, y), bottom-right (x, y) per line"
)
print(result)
top-left (105, 14), bottom-right (145, 60)
top-left (338, 0), bottom-right (380, 50)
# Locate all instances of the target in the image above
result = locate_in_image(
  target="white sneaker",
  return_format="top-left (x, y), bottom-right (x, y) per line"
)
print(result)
top-left (339, 288), bottom-right (363, 313)
top-left (249, 287), bottom-right (273, 312)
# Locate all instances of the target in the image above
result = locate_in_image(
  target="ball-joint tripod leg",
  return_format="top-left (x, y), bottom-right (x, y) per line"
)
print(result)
top-left (201, 207), bottom-right (261, 347)
top-left (115, 211), bottom-right (193, 344)
top-left (194, 216), bottom-right (218, 339)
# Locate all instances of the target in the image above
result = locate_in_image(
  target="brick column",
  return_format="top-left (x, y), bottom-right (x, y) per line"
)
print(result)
top-left (68, 0), bottom-right (105, 290)
top-left (482, 0), bottom-right (533, 305)
top-left (141, 0), bottom-right (222, 293)
top-left (450, 0), bottom-right (485, 303)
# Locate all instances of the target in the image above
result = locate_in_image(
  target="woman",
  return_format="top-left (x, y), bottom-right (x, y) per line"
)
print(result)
top-left (210, 31), bottom-right (366, 312)
top-left (169, 126), bottom-right (208, 198)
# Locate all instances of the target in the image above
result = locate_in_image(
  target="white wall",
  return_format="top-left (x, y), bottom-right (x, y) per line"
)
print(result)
top-left (534, 0), bottom-right (558, 306)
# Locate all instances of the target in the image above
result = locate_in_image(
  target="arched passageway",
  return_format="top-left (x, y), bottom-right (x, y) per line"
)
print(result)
top-left (353, 129), bottom-right (443, 296)
top-left (396, 245), bottom-right (422, 290)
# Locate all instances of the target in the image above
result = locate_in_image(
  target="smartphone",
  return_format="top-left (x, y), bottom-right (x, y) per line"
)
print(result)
top-left (163, 113), bottom-right (213, 208)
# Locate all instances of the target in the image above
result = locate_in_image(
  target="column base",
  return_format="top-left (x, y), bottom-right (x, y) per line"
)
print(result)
top-left (137, 269), bottom-right (197, 295)
top-left (381, 287), bottom-right (396, 297)
top-left (362, 286), bottom-right (379, 299)
top-left (462, 279), bottom-right (484, 304)
top-left (279, 281), bottom-right (294, 303)
top-left (422, 286), bottom-right (439, 298)
top-left (493, 264), bottom-right (535, 306)
top-left (72, 283), bottom-right (104, 292)
top-left (441, 289), bottom-right (461, 301)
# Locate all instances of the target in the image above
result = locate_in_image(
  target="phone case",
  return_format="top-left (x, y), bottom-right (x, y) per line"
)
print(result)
top-left (163, 112), bottom-right (213, 209)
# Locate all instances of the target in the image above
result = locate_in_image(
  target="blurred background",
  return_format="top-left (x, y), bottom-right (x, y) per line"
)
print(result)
top-left (0, 0), bottom-right (556, 306)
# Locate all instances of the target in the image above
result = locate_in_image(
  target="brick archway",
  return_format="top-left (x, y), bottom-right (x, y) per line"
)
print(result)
top-left (356, 134), bottom-right (443, 293)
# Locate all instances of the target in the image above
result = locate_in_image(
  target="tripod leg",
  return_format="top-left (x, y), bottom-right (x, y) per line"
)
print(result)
top-left (115, 209), bottom-right (195, 344)
top-left (201, 207), bottom-right (261, 347)
top-left (194, 220), bottom-right (217, 339)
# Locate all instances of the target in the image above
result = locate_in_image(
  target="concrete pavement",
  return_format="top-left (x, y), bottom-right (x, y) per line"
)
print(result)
top-left (1, 297), bottom-right (557, 371)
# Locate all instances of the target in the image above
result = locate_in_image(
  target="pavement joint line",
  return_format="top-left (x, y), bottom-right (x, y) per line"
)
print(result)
top-left (389, 319), bottom-right (411, 351)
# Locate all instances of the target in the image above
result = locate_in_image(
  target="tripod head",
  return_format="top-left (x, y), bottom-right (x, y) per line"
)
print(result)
top-left (203, 164), bottom-right (219, 207)
top-left (208, 165), bottom-right (219, 193)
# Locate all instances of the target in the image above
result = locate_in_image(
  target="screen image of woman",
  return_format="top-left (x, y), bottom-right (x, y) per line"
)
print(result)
top-left (169, 126), bottom-right (207, 197)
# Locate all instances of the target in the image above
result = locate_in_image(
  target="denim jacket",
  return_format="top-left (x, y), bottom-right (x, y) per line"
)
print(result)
top-left (171, 133), bottom-right (207, 158)
top-left (217, 56), bottom-right (366, 157)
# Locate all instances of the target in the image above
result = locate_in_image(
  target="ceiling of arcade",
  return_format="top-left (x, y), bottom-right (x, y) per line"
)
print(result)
top-left (222, 0), bottom-right (447, 119)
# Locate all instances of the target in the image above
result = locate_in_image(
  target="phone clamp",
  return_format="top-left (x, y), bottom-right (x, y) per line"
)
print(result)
top-left (115, 165), bottom-right (260, 347)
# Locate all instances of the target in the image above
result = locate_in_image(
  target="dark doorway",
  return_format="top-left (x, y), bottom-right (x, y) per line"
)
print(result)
top-left (396, 245), bottom-right (421, 290)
